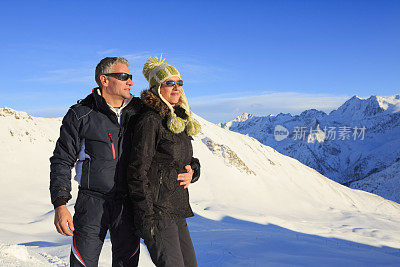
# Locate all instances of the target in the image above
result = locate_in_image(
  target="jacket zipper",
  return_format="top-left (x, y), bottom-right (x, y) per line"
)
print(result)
top-left (155, 173), bottom-right (163, 202)
top-left (87, 160), bottom-right (91, 189)
top-left (116, 111), bottom-right (124, 160)
top-left (108, 133), bottom-right (116, 159)
top-left (117, 128), bottom-right (122, 160)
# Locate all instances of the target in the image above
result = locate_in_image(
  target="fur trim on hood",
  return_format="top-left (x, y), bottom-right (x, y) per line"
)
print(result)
top-left (140, 89), bottom-right (188, 120)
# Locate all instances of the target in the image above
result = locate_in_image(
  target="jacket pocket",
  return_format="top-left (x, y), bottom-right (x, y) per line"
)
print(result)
top-left (74, 190), bottom-right (86, 215)
top-left (165, 168), bottom-right (179, 192)
top-left (154, 168), bottom-right (179, 204)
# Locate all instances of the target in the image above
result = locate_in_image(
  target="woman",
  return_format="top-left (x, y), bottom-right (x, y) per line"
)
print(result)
top-left (127, 56), bottom-right (201, 267)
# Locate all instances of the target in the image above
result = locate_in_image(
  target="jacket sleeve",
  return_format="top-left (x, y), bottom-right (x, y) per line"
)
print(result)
top-left (190, 157), bottom-right (201, 183)
top-left (49, 108), bottom-right (81, 207)
top-left (127, 113), bottom-right (160, 223)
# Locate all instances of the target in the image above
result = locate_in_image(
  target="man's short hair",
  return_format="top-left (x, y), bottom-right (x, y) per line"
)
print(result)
top-left (95, 57), bottom-right (130, 88)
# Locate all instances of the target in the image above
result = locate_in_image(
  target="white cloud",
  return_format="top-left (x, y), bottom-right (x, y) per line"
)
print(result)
top-left (169, 57), bottom-right (227, 84)
top-left (122, 52), bottom-right (151, 62)
top-left (189, 91), bottom-right (351, 123)
top-left (97, 48), bottom-right (118, 55)
top-left (25, 68), bottom-right (92, 84)
top-left (27, 106), bottom-right (69, 118)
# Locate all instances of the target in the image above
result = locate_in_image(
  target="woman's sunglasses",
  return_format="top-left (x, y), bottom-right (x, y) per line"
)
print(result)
top-left (164, 80), bottom-right (184, 87)
top-left (103, 73), bottom-right (133, 81)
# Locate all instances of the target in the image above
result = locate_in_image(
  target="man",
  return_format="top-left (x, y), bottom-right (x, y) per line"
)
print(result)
top-left (50, 57), bottom-right (199, 266)
top-left (50, 57), bottom-right (141, 266)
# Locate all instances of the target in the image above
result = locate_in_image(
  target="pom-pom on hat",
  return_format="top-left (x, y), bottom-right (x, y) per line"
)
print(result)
top-left (143, 55), bottom-right (181, 88)
top-left (142, 55), bottom-right (200, 136)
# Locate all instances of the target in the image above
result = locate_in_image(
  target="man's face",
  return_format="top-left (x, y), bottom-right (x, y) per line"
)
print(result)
top-left (102, 63), bottom-right (133, 101)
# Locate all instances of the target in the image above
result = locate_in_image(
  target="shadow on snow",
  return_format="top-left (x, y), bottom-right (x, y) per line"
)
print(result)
top-left (21, 213), bottom-right (400, 266)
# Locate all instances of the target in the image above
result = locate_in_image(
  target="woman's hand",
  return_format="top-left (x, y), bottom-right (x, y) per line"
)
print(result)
top-left (177, 165), bottom-right (193, 189)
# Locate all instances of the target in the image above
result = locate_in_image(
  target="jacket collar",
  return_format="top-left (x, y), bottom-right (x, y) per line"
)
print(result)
top-left (79, 88), bottom-right (141, 124)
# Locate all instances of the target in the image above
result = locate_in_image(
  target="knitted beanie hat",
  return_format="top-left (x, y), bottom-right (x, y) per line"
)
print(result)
top-left (142, 55), bottom-right (200, 136)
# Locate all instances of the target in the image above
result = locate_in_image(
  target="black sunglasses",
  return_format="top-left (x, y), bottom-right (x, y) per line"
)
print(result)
top-left (164, 80), bottom-right (184, 87)
top-left (103, 73), bottom-right (133, 81)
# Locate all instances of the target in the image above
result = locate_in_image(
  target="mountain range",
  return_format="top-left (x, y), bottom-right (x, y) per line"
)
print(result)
top-left (220, 95), bottom-right (400, 203)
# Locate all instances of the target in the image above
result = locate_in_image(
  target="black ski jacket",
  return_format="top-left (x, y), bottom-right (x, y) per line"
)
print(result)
top-left (49, 89), bottom-right (142, 207)
top-left (127, 89), bottom-right (200, 231)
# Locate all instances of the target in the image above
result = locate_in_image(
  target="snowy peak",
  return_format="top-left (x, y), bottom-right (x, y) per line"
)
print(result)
top-left (0, 107), bottom-right (33, 120)
top-left (0, 107), bottom-right (61, 145)
top-left (219, 113), bottom-right (255, 129)
top-left (376, 94), bottom-right (400, 113)
top-left (233, 112), bottom-right (254, 122)
top-left (299, 109), bottom-right (327, 118)
top-left (329, 94), bottom-right (400, 119)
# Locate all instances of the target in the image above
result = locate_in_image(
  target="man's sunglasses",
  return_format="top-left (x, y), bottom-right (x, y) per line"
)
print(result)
top-left (103, 73), bottom-right (133, 81)
top-left (164, 80), bottom-right (184, 87)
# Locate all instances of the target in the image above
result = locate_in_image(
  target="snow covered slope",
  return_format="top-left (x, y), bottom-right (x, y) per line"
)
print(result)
top-left (1, 107), bottom-right (400, 266)
top-left (221, 95), bottom-right (400, 203)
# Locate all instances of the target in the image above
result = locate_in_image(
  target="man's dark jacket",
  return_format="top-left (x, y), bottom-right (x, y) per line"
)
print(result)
top-left (49, 90), bottom-right (142, 207)
top-left (126, 89), bottom-right (200, 233)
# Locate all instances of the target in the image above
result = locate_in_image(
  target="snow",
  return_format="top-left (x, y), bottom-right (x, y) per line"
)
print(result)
top-left (1, 107), bottom-right (400, 266)
top-left (220, 95), bottom-right (400, 202)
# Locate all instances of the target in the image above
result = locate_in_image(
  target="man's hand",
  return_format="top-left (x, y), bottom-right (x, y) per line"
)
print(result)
top-left (177, 165), bottom-right (193, 189)
top-left (54, 205), bottom-right (74, 236)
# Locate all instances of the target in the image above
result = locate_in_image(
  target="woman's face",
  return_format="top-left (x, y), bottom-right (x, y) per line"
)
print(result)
top-left (160, 76), bottom-right (182, 106)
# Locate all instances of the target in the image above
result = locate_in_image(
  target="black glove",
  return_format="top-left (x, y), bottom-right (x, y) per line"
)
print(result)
top-left (190, 157), bottom-right (201, 183)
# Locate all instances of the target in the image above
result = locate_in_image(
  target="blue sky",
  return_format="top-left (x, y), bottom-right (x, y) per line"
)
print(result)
top-left (0, 0), bottom-right (399, 123)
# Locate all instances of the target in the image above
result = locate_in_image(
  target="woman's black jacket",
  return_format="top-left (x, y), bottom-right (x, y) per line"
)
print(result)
top-left (126, 89), bottom-right (200, 234)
